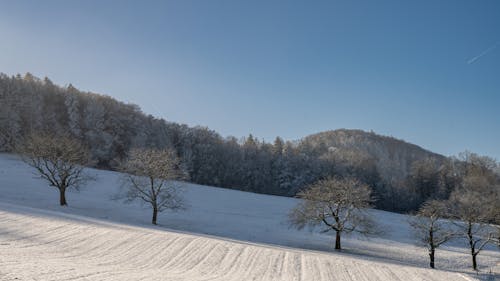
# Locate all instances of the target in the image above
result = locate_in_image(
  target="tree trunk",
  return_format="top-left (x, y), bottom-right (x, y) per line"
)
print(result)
top-left (152, 206), bottom-right (158, 225)
top-left (150, 180), bottom-right (158, 225)
top-left (467, 222), bottom-right (477, 270)
top-left (429, 228), bottom-right (435, 268)
top-left (335, 231), bottom-right (341, 250)
top-left (59, 188), bottom-right (67, 206)
top-left (429, 247), bottom-right (435, 269)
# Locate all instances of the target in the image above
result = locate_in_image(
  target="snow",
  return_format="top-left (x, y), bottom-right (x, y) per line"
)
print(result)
top-left (0, 153), bottom-right (498, 280)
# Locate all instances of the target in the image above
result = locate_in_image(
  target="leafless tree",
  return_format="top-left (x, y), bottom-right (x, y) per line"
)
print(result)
top-left (19, 133), bottom-right (92, 206)
top-left (491, 194), bottom-right (500, 248)
top-left (289, 177), bottom-right (374, 250)
top-left (409, 200), bottom-right (454, 269)
top-left (448, 187), bottom-right (496, 271)
top-left (119, 148), bottom-right (186, 225)
top-left (493, 225), bottom-right (500, 248)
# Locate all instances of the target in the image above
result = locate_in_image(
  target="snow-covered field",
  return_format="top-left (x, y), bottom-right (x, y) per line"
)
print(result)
top-left (0, 153), bottom-right (498, 280)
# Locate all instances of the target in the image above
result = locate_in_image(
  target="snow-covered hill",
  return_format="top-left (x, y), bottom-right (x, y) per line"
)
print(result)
top-left (0, 153), bottom-right (498, 280)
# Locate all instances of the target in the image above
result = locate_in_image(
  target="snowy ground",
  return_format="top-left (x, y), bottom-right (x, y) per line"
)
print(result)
top-left (0, 153), bottom-right (499, 280)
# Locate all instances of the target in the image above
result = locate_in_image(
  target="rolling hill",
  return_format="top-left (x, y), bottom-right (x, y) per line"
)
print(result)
top-left (301, 129), bottom-right (446, 181)
top-left (0, 153), bottom-right (498, 280)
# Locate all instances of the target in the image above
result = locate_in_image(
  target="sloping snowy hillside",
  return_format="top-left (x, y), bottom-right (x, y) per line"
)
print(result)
top-left (0, 153), bottom-right (498, 280)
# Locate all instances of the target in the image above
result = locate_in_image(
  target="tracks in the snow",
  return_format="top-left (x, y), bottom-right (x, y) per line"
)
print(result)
top-left (0, 206), bottom-right (477, 281)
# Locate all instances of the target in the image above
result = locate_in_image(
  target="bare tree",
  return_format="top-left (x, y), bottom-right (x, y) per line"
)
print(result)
top-left (493, 225), bottom-right (500, 248)
top-left (119, 148), bottom-right (186, 225)
top-left (493, 191), bottom-right (500, 248)
top-left (448, 187), bottom-right (495, 271)
top-left (19, 133), bottom-right (92, 206)
top-left (490, 191), bottom-right (500, 248)
top-left (289, 177), bottom-right (374, 250)
top-left (409, 200), bottom-right (454, 269)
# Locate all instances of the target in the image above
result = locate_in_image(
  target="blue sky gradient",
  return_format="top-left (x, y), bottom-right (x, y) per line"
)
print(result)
top-left (0, 0), bottom-right (499, 158)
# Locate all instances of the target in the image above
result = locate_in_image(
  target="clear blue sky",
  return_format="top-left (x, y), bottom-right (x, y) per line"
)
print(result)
top-left (0, 0), bottom-right (499, 159)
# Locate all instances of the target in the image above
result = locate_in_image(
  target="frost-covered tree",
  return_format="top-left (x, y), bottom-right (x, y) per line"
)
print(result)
top-left (119, 148), bottom-right (187, 225)
top-left (407, 158), bottom-right (441, 203)
top-left (409, 200), bottom-right (454, 268)
top-left (289, 177), bottom-right (374, 250)
top-left (0, 76), bottom-right (23, 151)
top-left (82, 95), bottom-right (112, 164)
top-left (19, 134), bottom-right (92, 206)
top-left (443, 152), bottom-right (500, 270)
top-left (65, 85), bottom-right (82, 137)
top-left (493, 225), bottom-right (500, 248)
top-left (448, 188), bottom-right (495, 270)
top-left (181, 127), bottom-right (225, 187)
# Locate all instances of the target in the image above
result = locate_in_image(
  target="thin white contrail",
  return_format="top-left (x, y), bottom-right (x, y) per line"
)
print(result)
top-left (467, 42), bottom-right (499, 64)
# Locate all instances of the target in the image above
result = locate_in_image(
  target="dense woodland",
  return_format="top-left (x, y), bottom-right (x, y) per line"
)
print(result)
top-left (1, 73), bottom-right (499, 213)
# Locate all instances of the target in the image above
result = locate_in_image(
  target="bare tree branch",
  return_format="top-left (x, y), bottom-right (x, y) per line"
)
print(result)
top-left (18, 133), bottom-right (92, 206)
top-left (409, 199), bottom-right (455, 268)
top-left (289, 177), bottom-right (374, 250)
top-left (118, 148), bottom-right (187, 225)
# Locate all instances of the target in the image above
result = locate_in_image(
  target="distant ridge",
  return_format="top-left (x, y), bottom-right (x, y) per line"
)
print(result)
top-left (301, 129), bottom-right (445, 181)
top-left (0, 73), bottom-right (450, 211)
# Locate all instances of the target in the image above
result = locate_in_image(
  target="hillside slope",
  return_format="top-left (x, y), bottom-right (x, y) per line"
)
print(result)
top-left (0, 203), bottom-right (476, 281)
top-left (0, 153), bottom-right (498, 280)
top-left (301, 129), bottom-right (445, 181)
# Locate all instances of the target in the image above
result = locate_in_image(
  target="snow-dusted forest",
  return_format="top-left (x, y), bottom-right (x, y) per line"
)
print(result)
top-left (0, 74), bottom-right (499, 280)
top-left (1, 0), bottom-right (499, 279)
top-left (1, 73), bottom-right (496, 212)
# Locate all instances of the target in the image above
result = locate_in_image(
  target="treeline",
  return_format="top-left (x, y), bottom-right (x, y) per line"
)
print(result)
top-left (1, 73), bottom-right (498, 213)
top-left (0, 73), bottom-right (378, 197)
top-left (408, 153), bottom-right (500, 270)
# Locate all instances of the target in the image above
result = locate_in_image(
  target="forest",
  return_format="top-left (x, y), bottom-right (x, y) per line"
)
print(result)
top-left (1, 73), bottom-right (499, 213)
